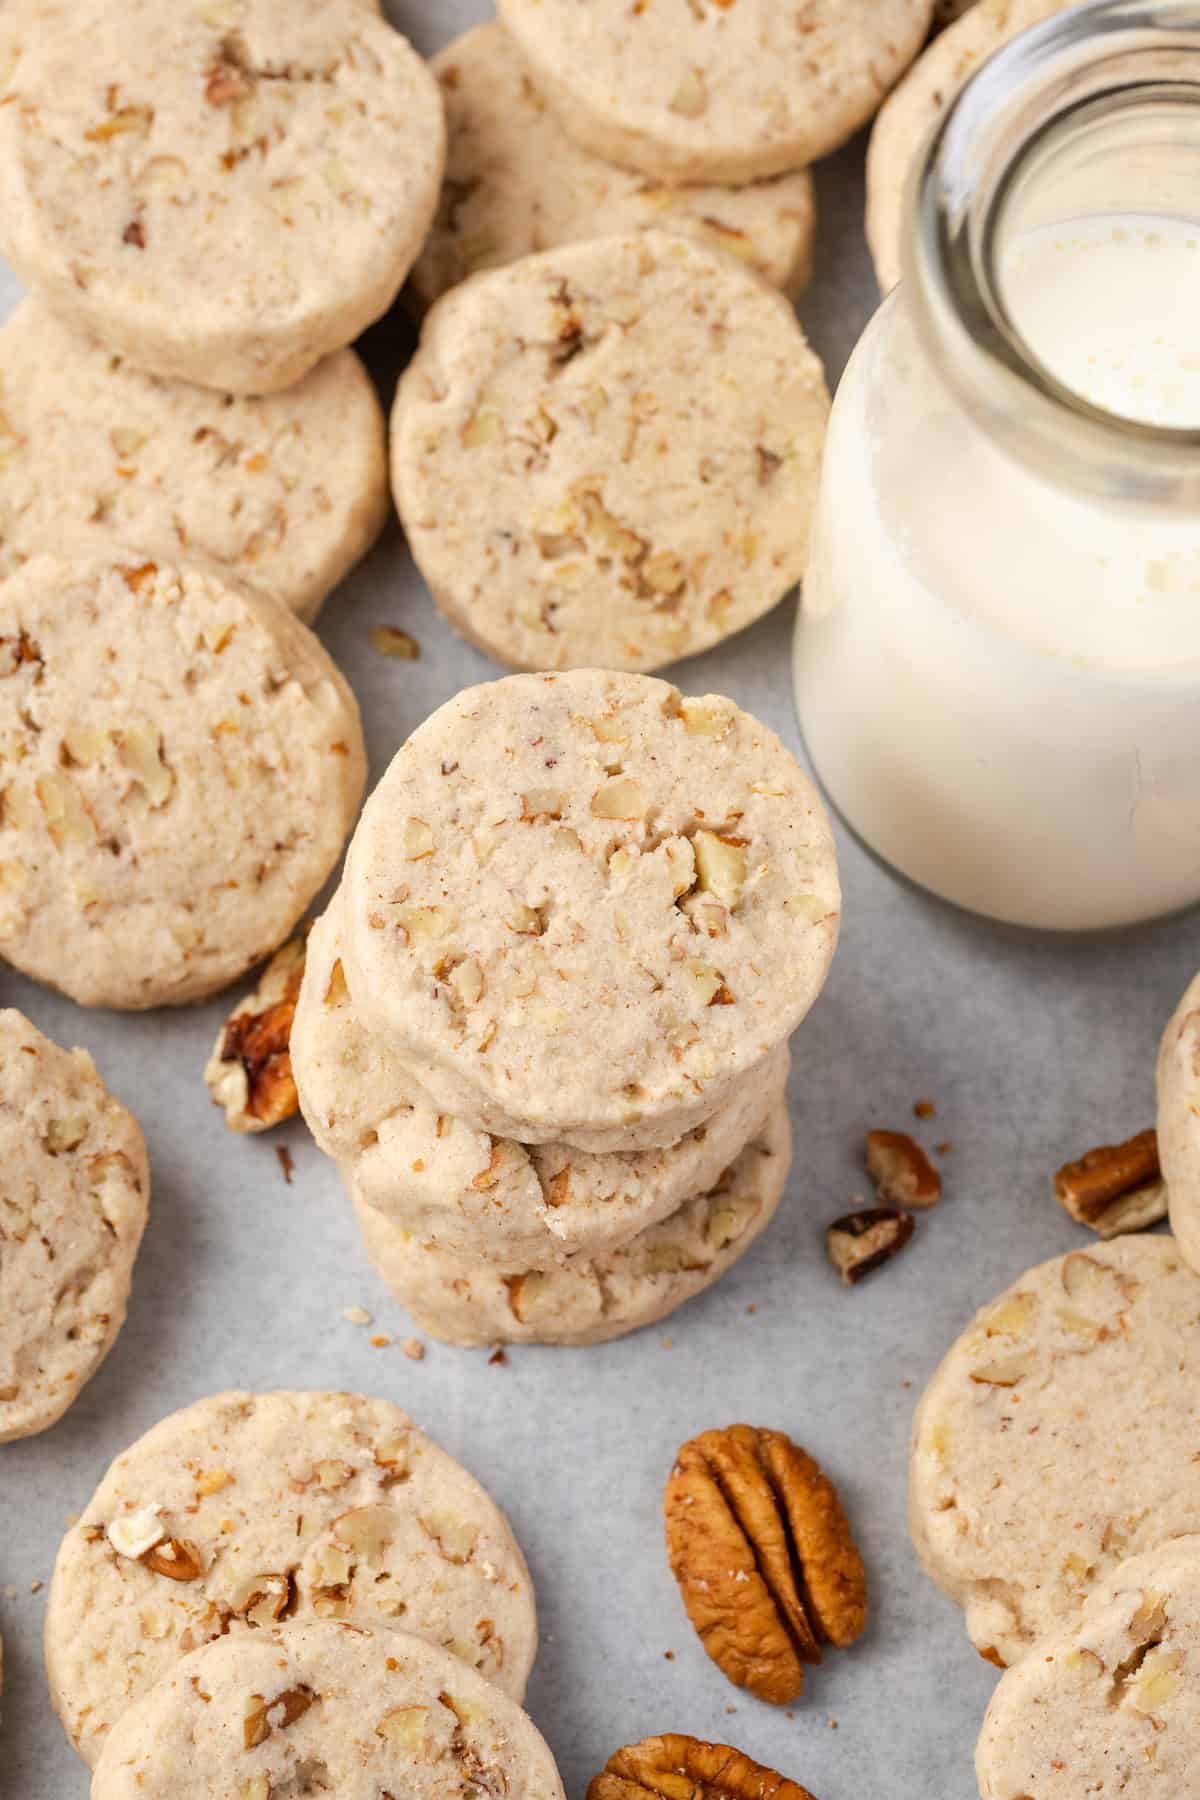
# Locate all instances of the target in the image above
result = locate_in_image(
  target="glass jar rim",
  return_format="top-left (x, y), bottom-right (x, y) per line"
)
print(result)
top-left (903, 0), bottom-right (1200, 502)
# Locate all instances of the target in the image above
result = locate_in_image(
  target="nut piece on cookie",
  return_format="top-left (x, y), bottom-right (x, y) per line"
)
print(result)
top-left (206, 936), bottom-right (307, 1134)
top-left (866, 1128), bottom-right (941, 1209)
top-left (589, 1735), bottom-right (819, 1800)
top-left (826, 1207), bottom-right (915, 1285)
top-left (1054, 1127), bottom-right (1166, 1240)
top-left (664, 1425), bottom-right (866, 1704)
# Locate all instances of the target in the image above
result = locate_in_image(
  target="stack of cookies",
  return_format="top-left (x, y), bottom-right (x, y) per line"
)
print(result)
top-left (293, 668), bottom-right (841, 1347)
top-left (0, 0), bottom-right (450, 1011)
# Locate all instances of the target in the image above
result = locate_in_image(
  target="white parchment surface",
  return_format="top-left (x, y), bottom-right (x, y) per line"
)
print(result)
top-left (3, 5), bottom-right (1198, 1797)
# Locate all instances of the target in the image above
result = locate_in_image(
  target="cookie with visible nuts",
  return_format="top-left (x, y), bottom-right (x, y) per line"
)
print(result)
top-left (0, 0), bottom-right (445, 392)
top-left (342, 670), bottom-right (839, 1150)
top-left (412, 24), bottom-right (817, 311)
top-left (664, 1424), bottom-right (866, 1704)
top-left (0, 550), bottom-right (365, 1009)
top-left (0, 1009), bottom-right (149, 1443)
top-left (911, 1236), bottom-right (1200, 1669)
top-left (351, 1106), bottom-right (792, 1347)
top-left (393, 231), bottom-right (830, 674)
top-left (976, 1536), bottom-right (1200, 1800)
top-left (0, 300), bottom-right (387, 622)
top-left (496, 0), bottom-right (933, 185)
top-left (295, 900), bottom-right (790, 1266)
top-left (590, 1735), bottom-right (819, 1800)
top-left (45, 1389), bottom-right (537, 1766)
top-left (90, 1620), bottom-right (563, 1800)
top-left (866, 0), bottom-right (1082, 293)
top-left (1160, 971), bottom-right (1200, 1275)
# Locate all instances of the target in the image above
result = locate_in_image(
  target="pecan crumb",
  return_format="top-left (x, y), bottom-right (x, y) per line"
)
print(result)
top-left (826, 1208), bottom-right (915, 1286)
top-left (866, 1129), bottom-right (941, 1208)
top-left (370, 1334), bottom-right (392, 1349)
top-left (913, 1098), bottom-right (936, 1119)
top-left (275, 1146), bottom-right (295, 1185)
top-left (1055, 1128), bottom-right (1166, 1239)
top-left (370, 625), bottom-right (420, 660)
top-left (122, 218), bottom-right (146, 249)
top-left (402, 1338), bottom-right (425, 1362)
top-left (488, 1348), bottom-right (508, 1367)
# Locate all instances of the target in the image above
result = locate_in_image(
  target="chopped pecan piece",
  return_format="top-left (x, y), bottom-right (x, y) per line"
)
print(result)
top-left (205, 935), bottom-right (306, 1132)
top-left (865, 1129), bottom-right (941, 1209)
top-left (826, 1208), bottom-right (914, 1285)
top-left (589, 1736), bottom-right (819, 1800)
top-left (243, 1683), bottom-right (316, 1750)
top-left (664, 1425), bottom-right (866, 1705)
top-left (1054, 1128), bottom-right (1166, 1239)
top-left (143, 1537), bottom-right (203, 1581)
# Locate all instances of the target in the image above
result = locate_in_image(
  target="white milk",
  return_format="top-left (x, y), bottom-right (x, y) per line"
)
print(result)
top-left (794, 215), bottom-right (1200, 929)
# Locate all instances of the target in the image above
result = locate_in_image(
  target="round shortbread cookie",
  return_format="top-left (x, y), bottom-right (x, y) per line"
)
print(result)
top-left (496, 0), bottom-right (933, 185)
top-left (977, 1536), bottom-right (1200, 1800)
top-left (393, 230), bottom-right (829, 674)
top-left (0, 0), bottom-right (445, 394)
top-left (911, 1236), bottom-right (1200, 1670)
top-left (353, 1104), bottom-right (792, 1347)
top-left (0, 1009), bottom-right (149, 1443)
top-left (342, 671), bottom-right (839, 1151)
top-left (0, 551), bottom-right (365, 1009)
top-left (0, 300), bottom-right (387, 624)
top-left (411, 25), bottom-right (817, 311)
top-left (91, 1620), bottom-right (563, 1800)
top-left (1160, 971), bottom-right (1200, 1276)
top-left (46, 1389), bottom-right (538, 1767)
top-left (866, 0), bottom-right (1081, 294)
top-left (295, 900), bottom-right (791, 1267)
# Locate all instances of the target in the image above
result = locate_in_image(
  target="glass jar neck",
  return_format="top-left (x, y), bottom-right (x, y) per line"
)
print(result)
top-left (903, 0), bottom-right (1200, 504)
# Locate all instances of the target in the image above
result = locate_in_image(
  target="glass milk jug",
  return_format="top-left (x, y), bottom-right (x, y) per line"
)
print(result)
top-left (794, 0), bottom-right (1200, 931)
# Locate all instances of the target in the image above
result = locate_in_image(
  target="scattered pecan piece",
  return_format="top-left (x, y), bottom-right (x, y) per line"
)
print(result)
top-left (205, 935), bottom-right (306, 1132)
top-left (826, 1208), bottom-right (914, 1285)
top-left (664, 1425), bottom-right (867, 1705)
top-left (589, 1735), bottom-right (819, 1800)
top-left (865, 1129), bottom-right (941, 1208)
top-left (1054, 1128), bottom-right (1166, 1239)
top-left (370, 624), bottom-right (420, 660)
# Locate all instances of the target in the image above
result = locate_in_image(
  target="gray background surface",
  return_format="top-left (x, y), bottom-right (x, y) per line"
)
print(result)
top-left (3, 3), bottom-right (1198, 1796)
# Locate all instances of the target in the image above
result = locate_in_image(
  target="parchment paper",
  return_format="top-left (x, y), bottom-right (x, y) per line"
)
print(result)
top-left (3, 5), bottom-right (1198, 1796)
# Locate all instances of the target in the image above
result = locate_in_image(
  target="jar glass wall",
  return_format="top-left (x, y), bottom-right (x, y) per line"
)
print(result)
top-left (793, 1), bottom-right (1200, 930)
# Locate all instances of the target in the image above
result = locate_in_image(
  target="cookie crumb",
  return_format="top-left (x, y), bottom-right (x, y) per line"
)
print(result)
top-left (488, 1348), bottom-right (508, 1367)
top-left (936, 1141), bottom-right (954, 1156)
top-left (914, 1099), bottom-right (936, 1119)
top-left (664, 1650), bottom-right (675, 1661)
top-left (275, 1145), bottom-right (295, 1185)
top-left (662, 1336), bottom-right (674, 1349)
top-left (828, 1719), bottom-right (839, 1731)
top-left (370, 624), bottom-right (420, 660)
top-left (724, 1705), bottom-right (737, 1715)
top-left (402, 1337), bottom-right (425, 1361)
top-left (745, 1304), bottom-right (757, 1315)
top-left (370, 1333), bottom-right (392, 1349)
top-left (30, 1577), bottom-right (43, 1593)
top-left (342, 1305), bottom-right (372, 1326)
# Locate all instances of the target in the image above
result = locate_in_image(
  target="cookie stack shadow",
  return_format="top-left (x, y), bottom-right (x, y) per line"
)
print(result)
top-left (291, 666), bottom-right (841, 1348)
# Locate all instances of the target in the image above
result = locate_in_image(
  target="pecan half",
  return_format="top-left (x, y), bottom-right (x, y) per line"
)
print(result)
top-left (589, 1736), bottom-right (819, 1800)
top-left (664, 1425), bottom-right (867, 1705)
top-left (865, 1129), bottom-right (941, 1209)
top-left (205, 935), bottom-right (306, 1133)
top-left (826, 1208), bottom-right (914, 1285)
top-left (1055, 1128), bottom-right (1166, 1239)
